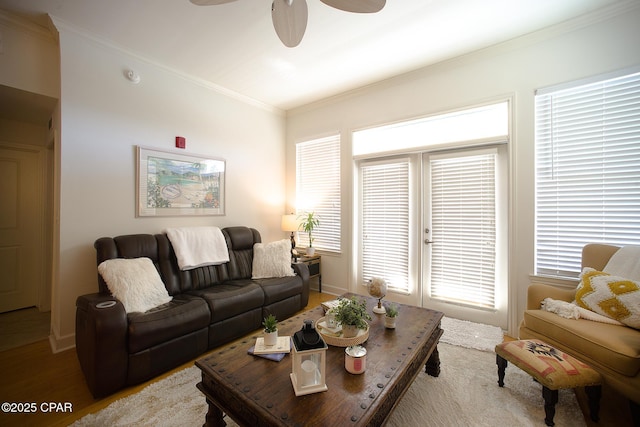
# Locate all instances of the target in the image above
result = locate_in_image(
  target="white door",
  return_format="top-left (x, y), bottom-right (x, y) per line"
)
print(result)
top-left (357, 155), bottom-right (422, 306)
top-left (422, 147), bottom-right (508, 329)
top-left (0, 144), bottom-right (45, 313)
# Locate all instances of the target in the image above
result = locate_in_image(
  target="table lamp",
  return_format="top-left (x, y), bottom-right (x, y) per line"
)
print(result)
top-left (281, 214), bottom-right (300, 259)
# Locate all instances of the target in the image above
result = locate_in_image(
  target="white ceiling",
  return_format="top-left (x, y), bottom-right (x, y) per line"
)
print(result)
top-left (0, 0), bottom-right (624, 111)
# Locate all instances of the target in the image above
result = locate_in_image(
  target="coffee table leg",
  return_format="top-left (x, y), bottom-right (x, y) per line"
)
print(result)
top-left (425, 345), bottom-right (441, 377)
top-left (204, 398), bottom-right (226, 427)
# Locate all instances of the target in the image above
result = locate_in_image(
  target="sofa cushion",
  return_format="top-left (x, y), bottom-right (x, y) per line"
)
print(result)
top-left (252, 239), bottom-right (295, 279)
top-left (224, 227), bottom-right (260, 280)
top-left (127, 294), bottom-right (210, 353)
top-left (523, 309), bottom-right (640, 377)
top-left (98, 257), bottom-right (172, 313)
top-left (256, 275), bottom-right (303, 305)
top-left (576, 267), bottom-right (640, 329)
top-left (189, 281), bottom-right (265, 323)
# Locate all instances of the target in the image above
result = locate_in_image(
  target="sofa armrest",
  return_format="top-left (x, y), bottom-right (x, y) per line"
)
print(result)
top-left (292, 262), bottom-right (310, 308)
top-left (526, 284), bottom-right (576, 310)
top-left (75, 293), bottom-right (129, 398)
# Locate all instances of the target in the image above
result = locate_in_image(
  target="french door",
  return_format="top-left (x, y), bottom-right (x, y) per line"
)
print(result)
top-left (359, 155), bottom-right (421, 306)
top-left (422, 147), bottom-right (508, 328)
top-left (357, 147), bottom-right (508, 328)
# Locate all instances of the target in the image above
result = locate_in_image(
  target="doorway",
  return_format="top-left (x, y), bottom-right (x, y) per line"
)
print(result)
top-left (354, 101), bottom-right (510, 328)
top-left (0, 85), bottom-right (57, 350)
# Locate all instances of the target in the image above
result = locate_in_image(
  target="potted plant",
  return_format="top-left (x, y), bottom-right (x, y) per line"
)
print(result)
top-left (334, 296), bottom-right (372, 338)
top-left (262, 314), bottom-right (278, 346)
top-left (298, 211), bottom-right (320, 256)
top-left (384, 303), bottom-right (399, 329)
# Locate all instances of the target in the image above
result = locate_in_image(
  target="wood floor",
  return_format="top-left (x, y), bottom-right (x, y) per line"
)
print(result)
top-left (0, 291), bottom-right (633, 426)
top-left (0, 291), bottom-right (335, 427)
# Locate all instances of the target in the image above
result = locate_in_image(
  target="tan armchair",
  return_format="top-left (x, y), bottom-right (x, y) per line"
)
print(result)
top-left (519, 244), bottom-right (640, 421)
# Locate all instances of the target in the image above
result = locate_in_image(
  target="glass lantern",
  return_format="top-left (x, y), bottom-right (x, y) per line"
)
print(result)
top-left (290, 320), bottom-right (328, 396)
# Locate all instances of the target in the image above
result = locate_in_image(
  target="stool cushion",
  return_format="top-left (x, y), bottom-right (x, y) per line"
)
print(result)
top-left (495, 339), bottom-right (601, 390)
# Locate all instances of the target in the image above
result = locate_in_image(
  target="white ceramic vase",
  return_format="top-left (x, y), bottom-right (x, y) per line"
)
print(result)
top-left (306, 247), bottom-right (316, 256)
top-left (264, 330), bottom-right (278, 346)
top-left (384, 316), bottom-right (396, 329)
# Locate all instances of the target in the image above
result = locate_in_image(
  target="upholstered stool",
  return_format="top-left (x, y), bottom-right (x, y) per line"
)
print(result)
top-left (495, 339), bottom-right (602, 426)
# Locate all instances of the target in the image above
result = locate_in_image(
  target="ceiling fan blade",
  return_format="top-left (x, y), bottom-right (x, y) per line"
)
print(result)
top-left (320, 0), bottom-right (385, 13)
top-left (189, 0), bottom-right (238, 5)
top-left (272, 0), bottom-right (308, 48)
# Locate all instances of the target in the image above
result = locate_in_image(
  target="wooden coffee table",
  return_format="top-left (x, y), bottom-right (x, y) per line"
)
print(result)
top-left (196, 294), bottom-right (444, 426)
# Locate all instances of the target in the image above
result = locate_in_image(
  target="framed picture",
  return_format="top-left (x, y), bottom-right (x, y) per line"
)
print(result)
top-left (136, 146), bottom-right (225, 217)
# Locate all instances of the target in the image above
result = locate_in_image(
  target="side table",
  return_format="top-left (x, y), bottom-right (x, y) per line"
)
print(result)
top-left (296, 254), bottom-right (321, 292)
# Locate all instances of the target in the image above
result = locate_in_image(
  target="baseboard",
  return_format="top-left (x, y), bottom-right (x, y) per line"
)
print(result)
top-left (315, 283), bottom-right (342, 297)
top-left (49, 331), bottom-right (75, 353)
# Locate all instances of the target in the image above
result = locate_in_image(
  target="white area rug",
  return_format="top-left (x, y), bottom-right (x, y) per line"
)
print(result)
top-left (440, 316), bottom-right (505, 352)
top-left (72, 318), bottom-right (585, 427)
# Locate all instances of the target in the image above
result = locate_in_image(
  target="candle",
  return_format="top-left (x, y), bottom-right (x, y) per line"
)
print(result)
top-left (345, 345), bottom-right (367, 374)
top-left (301, 359), bottom-right (317, 386)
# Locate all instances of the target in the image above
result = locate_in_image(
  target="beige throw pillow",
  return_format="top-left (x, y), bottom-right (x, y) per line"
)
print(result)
top-left (98, 257), bottom-right (172, 313)
top-left (575, 267), bottom-right (640, 329)
top-left (252, 239), bottom-right (295, 279)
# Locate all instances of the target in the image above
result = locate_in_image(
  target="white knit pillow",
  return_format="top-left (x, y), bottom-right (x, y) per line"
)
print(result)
top-left (252, 240), bottom-right (295, 279)
top-left (98, 257), bottom-right (172, 313)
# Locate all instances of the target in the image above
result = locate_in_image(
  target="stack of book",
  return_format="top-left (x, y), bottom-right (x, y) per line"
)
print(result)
top-left (248, 336), bottom-right (291, 362)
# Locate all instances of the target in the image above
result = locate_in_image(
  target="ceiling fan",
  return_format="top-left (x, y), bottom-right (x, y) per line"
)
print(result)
top-left (189, 0), bottom-right (386, 47)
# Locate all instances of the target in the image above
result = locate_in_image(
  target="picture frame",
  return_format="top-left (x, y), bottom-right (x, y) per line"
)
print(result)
top-left (136, 146), bottom-right (225, 217)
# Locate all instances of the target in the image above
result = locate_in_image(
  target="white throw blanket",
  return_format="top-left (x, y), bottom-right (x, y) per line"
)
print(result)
top-left (165, 226), bottom-right (229, 270)
top-left (603, 245), bottom-right (640, 281)
top-left (541, 297), bottom-right (624, 325)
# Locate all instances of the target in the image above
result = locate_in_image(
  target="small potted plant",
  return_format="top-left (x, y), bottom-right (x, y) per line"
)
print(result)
top-left (298, 211), bottom-right (320, 256)
top-left (262, 314), bottom-right (278, 346)
top-left (384, 303), bottom-right (399, 329)
top-left (334, 296), bottom-right (372, 338)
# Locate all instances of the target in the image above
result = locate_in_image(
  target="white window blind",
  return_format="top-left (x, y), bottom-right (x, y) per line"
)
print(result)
top-left (429, 151), bottom-right (497, 309)
top-left (296, 135), bottom-right (341, 252)
top-left (535, 71), bottom-right (640, 278)
top-left (361, 160), bottom-right (410, 292)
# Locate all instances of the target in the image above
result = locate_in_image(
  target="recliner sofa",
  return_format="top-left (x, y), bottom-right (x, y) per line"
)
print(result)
top-left (76, 226), bottom-right (310, 398)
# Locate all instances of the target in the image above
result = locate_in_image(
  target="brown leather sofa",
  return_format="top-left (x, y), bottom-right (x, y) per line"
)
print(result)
top-left (76, 226), bottom-right (310, 398)
top-left (519, 243), bottom-right (640, 422)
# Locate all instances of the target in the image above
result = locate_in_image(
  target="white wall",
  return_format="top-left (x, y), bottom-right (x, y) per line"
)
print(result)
top-left (285, 4), bottom-right (640, 336)
top-left (51, 24), bottom-right (287, 350)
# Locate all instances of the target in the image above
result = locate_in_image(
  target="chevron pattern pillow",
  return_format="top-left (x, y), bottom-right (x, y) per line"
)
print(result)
top-left (575, 267), bottom-right (640, 329)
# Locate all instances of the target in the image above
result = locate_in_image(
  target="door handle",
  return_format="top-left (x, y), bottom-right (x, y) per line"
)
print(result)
top-left (425, 240), bottom-right (433, 244)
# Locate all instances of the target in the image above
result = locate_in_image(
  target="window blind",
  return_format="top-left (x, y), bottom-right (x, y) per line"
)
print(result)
top-left (296, 135), bottom-right (341, 252)
top-left (361, 160), bottom-right (410, 292)
top-left (535, 71), bottom-right (640, 278)
top-left (429, 151), bottom-right (497, 309)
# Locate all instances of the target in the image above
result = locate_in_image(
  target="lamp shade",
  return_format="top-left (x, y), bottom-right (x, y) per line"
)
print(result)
top-left (281, 214), bottom-right (300, 232)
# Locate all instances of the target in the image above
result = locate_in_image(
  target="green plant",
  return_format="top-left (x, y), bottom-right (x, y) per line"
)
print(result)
top-left (385, 303), bottom-right (399, 318)
top-left (298, 211), bottom-right (320, 247)
top-left (334, 296), bottom-right (371, 330)
top-left (262, 314), bottom-right (278, 333)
